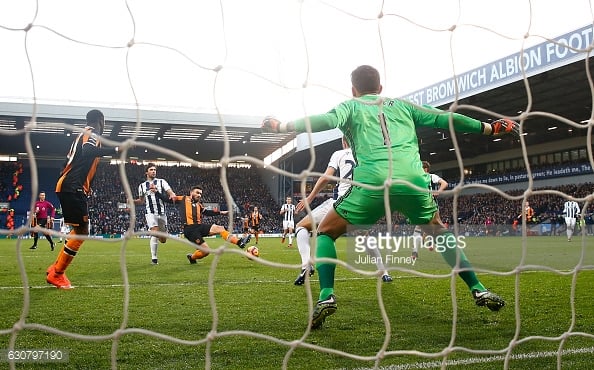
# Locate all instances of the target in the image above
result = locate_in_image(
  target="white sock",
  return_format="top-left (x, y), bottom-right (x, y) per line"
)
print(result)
top-left (150, 236), bottom-right (158, 260)
top-left (412, 227), bottom-right (423, 253)
top-left (567, 225), bottom-right (573, 239)
top-left (288, 232), bottom-right (293, 245)
top-left (295, 227), bottom-right (310, 268)
top-left (366, 245), bottom-right (388, 276)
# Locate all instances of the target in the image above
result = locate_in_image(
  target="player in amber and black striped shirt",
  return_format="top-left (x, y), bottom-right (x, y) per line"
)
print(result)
top-left (162, 185), bottom-right (251, 264)
top-left (46, 109), bottom-right (120, 289)
top-left (249, 206), bottom-right (263, 245)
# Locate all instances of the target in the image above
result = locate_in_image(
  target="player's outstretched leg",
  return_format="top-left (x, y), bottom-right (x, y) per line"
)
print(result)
top-left (237, 234), bottom-right (251, 248)
top-left (216, 228), bottom-right (250, 249)
top-left (436, 231), bottom-right (506, 311)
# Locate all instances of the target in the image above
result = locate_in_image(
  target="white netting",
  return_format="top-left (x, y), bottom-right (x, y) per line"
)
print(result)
top-left (1, 1), bottom-right (594, 369)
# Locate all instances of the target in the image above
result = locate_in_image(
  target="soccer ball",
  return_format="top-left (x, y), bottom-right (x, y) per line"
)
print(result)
top-left (246, 245), bottom-right (260, 257)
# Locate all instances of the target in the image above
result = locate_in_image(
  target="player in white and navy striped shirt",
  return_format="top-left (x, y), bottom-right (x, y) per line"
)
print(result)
top-left (280, 197), bottom-right (296, 247)
top-left (133, 163), bottom-right (176, 264)
top-left (411, 161), bottom-right (449, 259)
top-left (563, 198), bottom-right (581, 242)
top-left (293, 137), bottom-right (392, 285)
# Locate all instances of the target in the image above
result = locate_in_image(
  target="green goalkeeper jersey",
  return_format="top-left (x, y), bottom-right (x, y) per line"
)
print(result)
top-left (293, 95), bottom-right (483, 191)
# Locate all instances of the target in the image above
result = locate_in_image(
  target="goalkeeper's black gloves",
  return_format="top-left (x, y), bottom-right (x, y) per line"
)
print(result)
top-left (483, 119), bottom-right (520, 137)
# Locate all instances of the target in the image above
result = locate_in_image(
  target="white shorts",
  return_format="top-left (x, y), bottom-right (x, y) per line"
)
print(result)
top-left (282, 220), bottom-right (295, 231)
top-left (146, 213), bottom-right (168, 232)
top-left (310, 198), bottom-right (336, 225)
top-left (565, 217), bottom-right (576, 228)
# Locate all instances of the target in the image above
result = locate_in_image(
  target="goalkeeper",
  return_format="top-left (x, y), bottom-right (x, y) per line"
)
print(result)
top-left (262, 65), bottom-right (519, 329)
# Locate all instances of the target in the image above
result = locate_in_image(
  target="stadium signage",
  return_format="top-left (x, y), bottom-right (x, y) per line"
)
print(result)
top-left (404, 25), bottom-right (594, 106)
top-left (451, 162), bottom-right (592, 187)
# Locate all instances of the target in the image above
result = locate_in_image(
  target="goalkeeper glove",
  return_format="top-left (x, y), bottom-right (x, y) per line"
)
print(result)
top-left (261, 116), bottom-right (282, 133)
top-left (485, 119), bottom-right (520, 137)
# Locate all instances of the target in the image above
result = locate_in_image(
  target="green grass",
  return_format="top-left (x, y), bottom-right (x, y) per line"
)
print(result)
top-left (1, 235), bottom-right (593, 369)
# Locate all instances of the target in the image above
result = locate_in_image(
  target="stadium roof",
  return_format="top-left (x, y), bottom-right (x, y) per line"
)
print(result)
top-left (0, 102), bottom-right (295, 164)
top-left (0, 26), bottom-right (592, 169)
top-left (288, 56), bottom-right (593, 172)
top-left (0, 57), bottom-right (589, 169)
top-left (291, 25), bottom-right (594, 172)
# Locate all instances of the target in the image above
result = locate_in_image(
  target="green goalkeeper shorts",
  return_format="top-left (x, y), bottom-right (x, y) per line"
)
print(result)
top-left (334, 185), bottom-right (438, 226)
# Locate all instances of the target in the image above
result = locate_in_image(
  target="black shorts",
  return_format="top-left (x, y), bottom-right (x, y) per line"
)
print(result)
top-left (36, 218), bottom-right (49, 228)
top-left (251, 225), bottom-right (260, 232)
top-left (184, 224), bottom-right (213, 245)
top-left (32, 218), bottom-right (49, 235)
top-left (57, 191), bottom-right (88, 226)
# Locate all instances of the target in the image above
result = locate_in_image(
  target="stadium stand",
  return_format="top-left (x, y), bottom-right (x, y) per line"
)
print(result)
top-left (1, 161), bottom-right (592, 238)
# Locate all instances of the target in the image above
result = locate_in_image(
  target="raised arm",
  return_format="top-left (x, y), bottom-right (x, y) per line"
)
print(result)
top-left (296, 166), bottom-right (336, 213)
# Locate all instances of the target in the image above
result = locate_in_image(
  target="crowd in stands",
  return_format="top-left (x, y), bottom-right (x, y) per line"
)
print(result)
top-left (435, 183), bottom-right (594, 236)
top-left (87, 163), bottom-right (281, 236)
top-left (1, 161), bottom-right (593, 237)
top-left (0, 162), bottom-right (23, 203)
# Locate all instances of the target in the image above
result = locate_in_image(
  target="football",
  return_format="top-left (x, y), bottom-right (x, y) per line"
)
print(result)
top-left (246, 245), bottom-right (260, 257)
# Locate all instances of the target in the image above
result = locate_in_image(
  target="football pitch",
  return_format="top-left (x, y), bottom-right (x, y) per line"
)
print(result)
top-left (1, 235), bottom-right (593, 369)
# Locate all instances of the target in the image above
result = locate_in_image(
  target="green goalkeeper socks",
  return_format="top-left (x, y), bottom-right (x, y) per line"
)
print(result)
top-left (316, 234), bottom-right (337, 301)
top-left (438, 232), bottom-right (486, 292)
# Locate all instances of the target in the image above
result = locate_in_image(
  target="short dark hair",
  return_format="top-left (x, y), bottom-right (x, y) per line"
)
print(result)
top-left (351, 65), bottom-right (381, 95)
top-left (422, 161), bottom-right (431, 169)
top-left (145, 163), bottom-right (157, 173)
top-left (86, 109), bottom-right (105, 135)
top-left (191, 185), bottom-right (203, 192)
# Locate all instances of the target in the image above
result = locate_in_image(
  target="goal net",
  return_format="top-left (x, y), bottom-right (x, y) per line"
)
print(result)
top-left (1, 1), bottom-right (593, 369)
